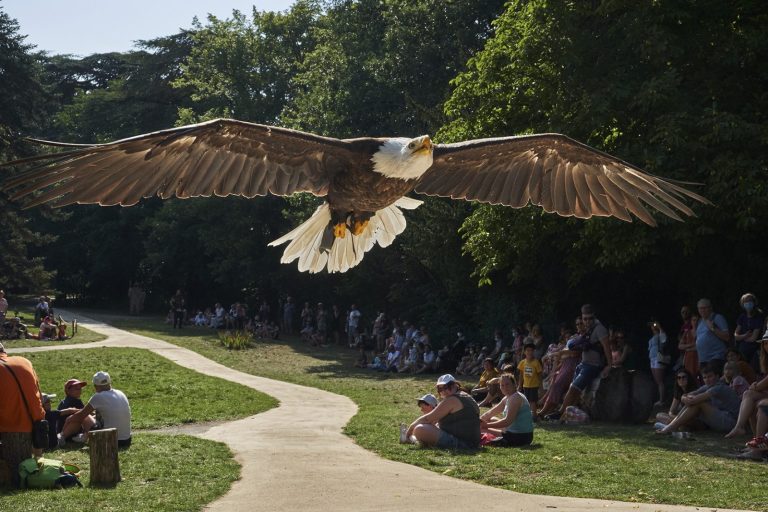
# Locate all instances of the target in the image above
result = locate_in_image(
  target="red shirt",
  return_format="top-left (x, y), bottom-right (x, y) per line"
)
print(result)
top-left (0, 354), bottom-right (46, 432)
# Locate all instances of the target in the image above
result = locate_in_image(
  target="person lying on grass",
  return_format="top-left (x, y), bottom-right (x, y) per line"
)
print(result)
top-left (404, 374), bottom-right (480, 449)
top-left (480, 373), bottom-right (534, 447)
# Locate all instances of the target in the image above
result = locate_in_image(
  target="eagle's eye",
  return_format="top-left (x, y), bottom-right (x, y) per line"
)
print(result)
top-left (407, 142), bottom-right (415, 149)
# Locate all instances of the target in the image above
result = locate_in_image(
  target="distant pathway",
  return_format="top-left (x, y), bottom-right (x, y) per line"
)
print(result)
top-left (8, 313), bottom-right (752, 512)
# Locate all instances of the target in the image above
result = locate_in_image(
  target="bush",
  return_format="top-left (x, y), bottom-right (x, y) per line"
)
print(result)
top-left (217, 330), bottom-right (252, 350)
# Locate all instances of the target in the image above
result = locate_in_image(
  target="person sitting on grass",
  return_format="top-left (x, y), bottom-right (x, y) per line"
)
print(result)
top-left (723, 361), bottom-right (750, 399)
top-left (400, 394), bottom-right (439, 443)
top-left (37, 316), bottom-right (57, 340)
top-left (725, 344), bottom-right (768, 439)
top-left (656, 364), bottom-right (740, 435)
top-left (736, 399), bottom-right (768, 461)
top-left (471, 358), bottom-right (500, 403)
top-left (59, 371), bottom-right (132, 448)
top-left (517, 343), bottom-right (543, 420)
top-left (404, 374), bottom-right (481, 449)
top-left (56, 378), bottom-right (93, 445)
top-left (480, 373), bottom-right (534, 447)
top-left (656, 369), bottom-right (698, 426)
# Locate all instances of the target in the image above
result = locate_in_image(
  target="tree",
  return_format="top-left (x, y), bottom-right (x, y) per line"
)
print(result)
top-left (0, 6), bottom-right (54, 291)
top-left (440, 0), bottom-right (768, 325)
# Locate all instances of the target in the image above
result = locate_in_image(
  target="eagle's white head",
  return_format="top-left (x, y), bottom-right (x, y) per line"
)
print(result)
top-left (371, 135), bottom-right (433, 180)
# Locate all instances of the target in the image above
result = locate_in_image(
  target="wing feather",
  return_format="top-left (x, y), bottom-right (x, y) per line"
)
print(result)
top-left (415, 134), bottom-right (708, 225)
top-left (2, 119), bottom-right (359, 208)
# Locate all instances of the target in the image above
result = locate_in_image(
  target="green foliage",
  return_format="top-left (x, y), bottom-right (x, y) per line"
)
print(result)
top-left (440, 0), bottom-right (768, 321)
top-left (217, 330), bottom-right (254, 350)
top-left (175, 2), bottom-right (322, 122)
top-left (0, 7), bottom-right (55, 292)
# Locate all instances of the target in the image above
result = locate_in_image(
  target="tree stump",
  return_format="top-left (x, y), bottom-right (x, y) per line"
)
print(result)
top-left (89, 428), bottom-right (121, 486)
top-left (0, 432), bottom-right (32, 488)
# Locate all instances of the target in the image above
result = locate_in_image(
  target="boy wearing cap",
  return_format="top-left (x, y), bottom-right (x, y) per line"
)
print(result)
top-left (56, 379), bottom-right (94, 444)
top-left (60, 371), bottom-right (132, 448)
top-left (417, 394), bottom-right (438, 414)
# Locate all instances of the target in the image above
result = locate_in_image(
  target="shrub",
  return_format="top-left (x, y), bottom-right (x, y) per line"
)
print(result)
top-left (217, 330), bottom-right (252, 350)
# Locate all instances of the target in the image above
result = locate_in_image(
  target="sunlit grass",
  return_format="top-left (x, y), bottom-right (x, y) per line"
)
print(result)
top-left (100, 313), bottom-right (766, 511)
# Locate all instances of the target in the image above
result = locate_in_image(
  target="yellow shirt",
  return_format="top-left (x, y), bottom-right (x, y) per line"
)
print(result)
top-left (517, 358), bottom-right (543, 389)
top-left (477, 367), bottom-right (500, 388)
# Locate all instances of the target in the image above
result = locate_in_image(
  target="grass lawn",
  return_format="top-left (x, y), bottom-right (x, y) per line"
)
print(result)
top-left (24, 347), bottom-right (278, 428)
top-left (2, 309), bottom-right (107, 348)
top-left (96, 313), bottom-right (765, 511)
top-left (2, 434), bottom-right (239, 512)
top-left (2, 347), bottom-right (277, 509)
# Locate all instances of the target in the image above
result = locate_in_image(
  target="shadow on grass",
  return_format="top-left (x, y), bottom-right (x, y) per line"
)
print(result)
top-left (536, 420), bottom-right (746, 461)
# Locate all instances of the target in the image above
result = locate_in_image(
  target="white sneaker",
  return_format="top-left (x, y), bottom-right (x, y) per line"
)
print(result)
top-left (57, 434), bottom-right (66, 448)
top-left (72, 433), bottom-right (87, 443)
top-left (399, 423), bottom-right (408, 444)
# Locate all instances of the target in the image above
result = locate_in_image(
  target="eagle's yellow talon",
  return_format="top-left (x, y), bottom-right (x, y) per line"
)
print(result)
top-left (351, 219), bottom-right (369, 235)
top-left (333, 223), bottom-right (346, 238)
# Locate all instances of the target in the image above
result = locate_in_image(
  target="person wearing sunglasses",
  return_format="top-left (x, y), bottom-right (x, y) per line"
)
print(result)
top-left (403, 374), bottom-right (480, 449)
top-left (656, 369), bottom-right (697, 427)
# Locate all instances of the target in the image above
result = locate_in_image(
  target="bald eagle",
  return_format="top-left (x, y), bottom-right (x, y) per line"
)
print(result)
top-left (2, 119), bottom-right (708, 273)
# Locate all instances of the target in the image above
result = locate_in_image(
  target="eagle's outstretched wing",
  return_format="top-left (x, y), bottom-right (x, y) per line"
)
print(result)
top-left (415, 134), bottom-right (709, 226)
top-left (2, 119), bottom-right (356, 208)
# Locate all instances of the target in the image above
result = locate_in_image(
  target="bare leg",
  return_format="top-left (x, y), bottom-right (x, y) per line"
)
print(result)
top-left (725, 389), bottom-right (767, 438)
top-left (412, 424), bottom-right (442, 446)
top-left (558, 385), bottom-right (582, 414)
top-left (651, 368), bottom-right (665, 405)
top-left (659, 404), bottom-right (701, 433)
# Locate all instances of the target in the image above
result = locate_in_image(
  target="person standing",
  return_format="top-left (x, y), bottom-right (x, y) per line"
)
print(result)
top-left (695, 298), bottom-right (729, 373)
top-left (282, 296), bottom-right (295, 335)
top-left (347, 304), bottom-right (361, 347)
top-left (0, 289), bottom-right (8, 319)
top-left (733, 293), bottom-right (764, 371)
top-left (170, 290), bottom-right (185, 329)
top-left (551, 304), bottom-right (611, 420)
top-left (648, 322), bottom-right (671, 407)
top-left (0, 342), bottom-right (46, 485)
top-left (677, 305), bottom-right (699, 382)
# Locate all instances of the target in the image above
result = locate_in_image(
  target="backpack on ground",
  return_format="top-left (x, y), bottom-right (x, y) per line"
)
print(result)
top-left (18, 457), bottom-right (82, 489)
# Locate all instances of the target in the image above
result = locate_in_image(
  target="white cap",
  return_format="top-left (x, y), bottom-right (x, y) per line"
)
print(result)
top-left (417, 394), bottom-right (438, 408)
top-left (436, 374), bottom-right (456, 386)
top-left (93, 371), bottom-right (111, 386)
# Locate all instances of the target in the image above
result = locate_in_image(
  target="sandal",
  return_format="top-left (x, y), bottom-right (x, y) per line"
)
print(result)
top-left (746, 435), bottom-right (768, 449)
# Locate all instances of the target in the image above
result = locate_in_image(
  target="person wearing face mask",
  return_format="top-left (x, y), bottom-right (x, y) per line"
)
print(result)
top-left (734, 293), bottom-right (765, 372)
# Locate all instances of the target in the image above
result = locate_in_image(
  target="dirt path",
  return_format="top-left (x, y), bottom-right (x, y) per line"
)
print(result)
top-left (8, 313), bottom-right (752, 512)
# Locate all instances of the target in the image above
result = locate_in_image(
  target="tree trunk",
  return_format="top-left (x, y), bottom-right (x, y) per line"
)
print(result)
top-left (0, 432), bottom-right (32, 488)
top-left (89, 428), bottom-right (120, 486)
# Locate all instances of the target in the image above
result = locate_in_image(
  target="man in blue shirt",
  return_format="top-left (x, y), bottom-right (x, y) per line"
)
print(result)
top-left (695, 298), bottom-right (729, 373)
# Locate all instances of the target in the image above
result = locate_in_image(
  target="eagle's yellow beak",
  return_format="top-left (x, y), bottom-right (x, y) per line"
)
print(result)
top-left (416, 136), bottom-right (432, 153)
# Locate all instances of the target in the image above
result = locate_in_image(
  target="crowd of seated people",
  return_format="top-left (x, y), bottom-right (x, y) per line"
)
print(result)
top-left (151, 288), bottom-right (768, 457)
top-left (394, 294), bottom-right (768, 458)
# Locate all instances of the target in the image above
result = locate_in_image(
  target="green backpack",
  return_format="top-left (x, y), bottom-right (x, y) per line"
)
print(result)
top-left (18, 457), bottom-right (82, 489)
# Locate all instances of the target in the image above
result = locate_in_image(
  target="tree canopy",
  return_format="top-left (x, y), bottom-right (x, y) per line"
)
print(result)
top-left (1, 1), bottom-right (766, 341)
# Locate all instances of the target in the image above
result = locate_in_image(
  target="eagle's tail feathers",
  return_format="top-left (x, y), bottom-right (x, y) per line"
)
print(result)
top-left (269, 200), bottom-right (419, 273)
top-left (394, 197), bottom-right (423, 210)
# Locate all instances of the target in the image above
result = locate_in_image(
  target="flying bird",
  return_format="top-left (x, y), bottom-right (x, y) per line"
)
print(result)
top-left (2, 119), bottom-right (709, 273)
